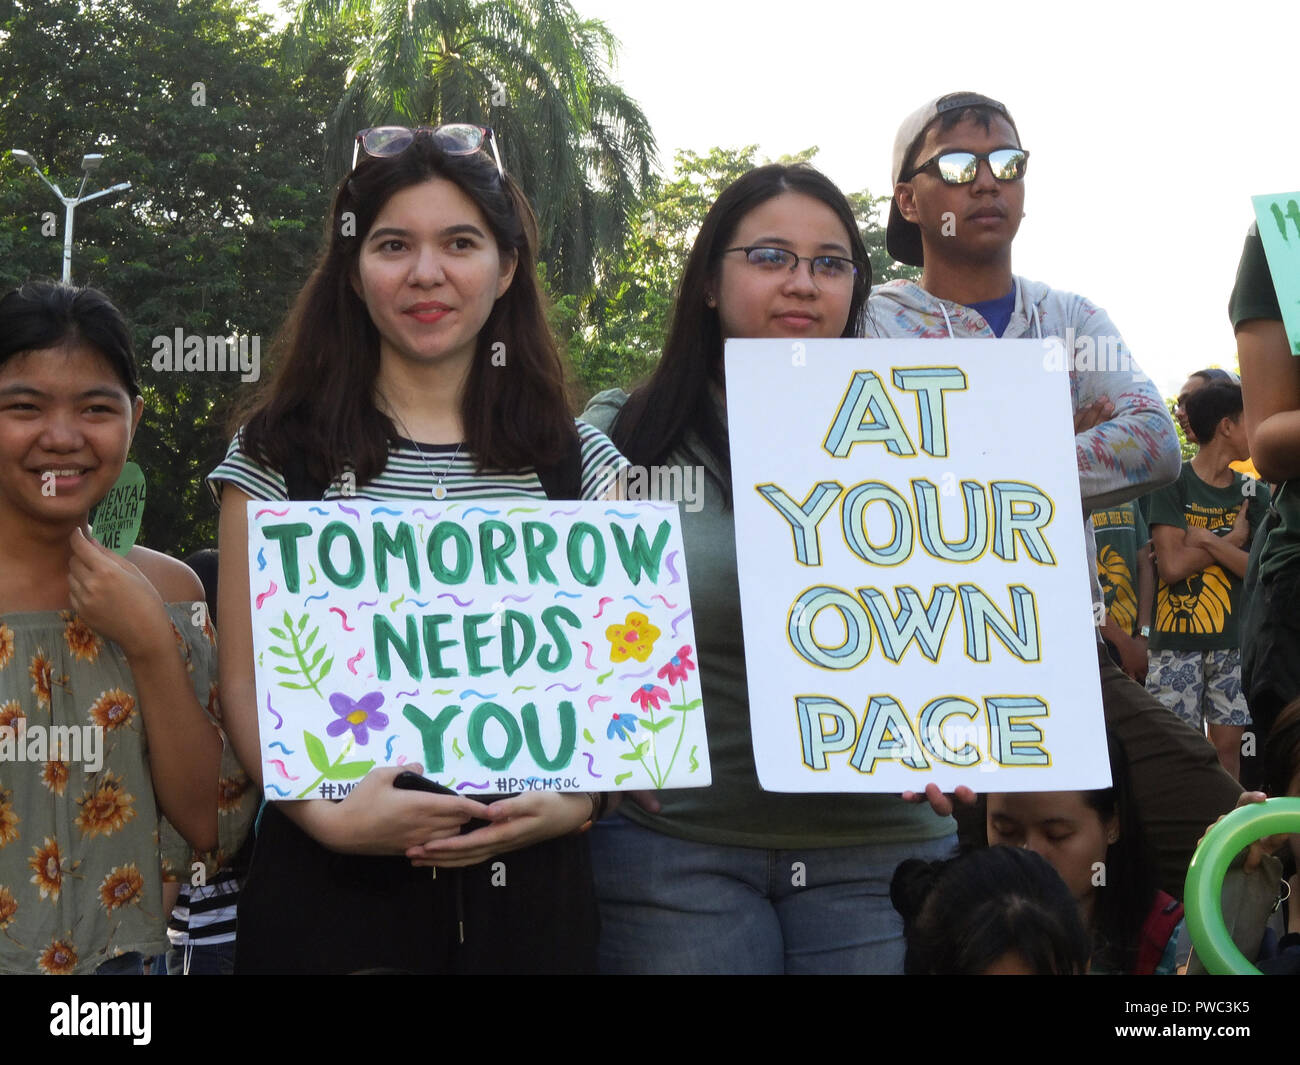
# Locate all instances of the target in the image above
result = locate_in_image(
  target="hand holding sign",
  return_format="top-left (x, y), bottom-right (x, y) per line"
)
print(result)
top-left (68, 526), bottom-right (172, 660)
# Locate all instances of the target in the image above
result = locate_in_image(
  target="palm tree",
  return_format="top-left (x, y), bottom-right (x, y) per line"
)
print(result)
top-left (290, 0), bottom-right (657, 297)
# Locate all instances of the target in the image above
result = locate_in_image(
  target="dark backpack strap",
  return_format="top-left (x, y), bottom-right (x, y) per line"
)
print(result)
top-left (1134, 891), bottom-right (1184, 975)
top-left (535, 429), bottom-right (584, 502)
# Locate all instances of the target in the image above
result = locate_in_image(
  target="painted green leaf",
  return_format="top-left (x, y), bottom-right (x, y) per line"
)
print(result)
top-left (282, 611), bottom-right (293, 629)
top-left (269, 627), bottom-right (287, 639)
top-left (309, 646), bottom-right (326, 669)
top-left (317, 656), bottom-right (334, 679)
top-left (614, 771), bottom-right (633, 785)
top-left (582, 728), bottom-right (595, 744)
top-left (267, 646), bottom-right (292, 657)
top-left (326, 760), bottom-right (375, 780)
top-left (619, 751), bottom-right (643, 761)
top-left (303, 731), bottom-right (330, 772)
top-left (640, 716), bottom-right (676, 733)
top-left (298, 613), bottom-right (309, 632)
top-left (303, 628), bottom-right (318, 652)
top-left (272, 666), bottom-right (297, 675)
top-left (669, 699), bottom-right (702, 712)
top-left (278, 681), bottom-right (314, 690)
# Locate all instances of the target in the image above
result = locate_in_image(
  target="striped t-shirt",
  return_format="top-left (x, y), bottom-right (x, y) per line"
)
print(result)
top-left (207, 420), bottom-right (628, 504)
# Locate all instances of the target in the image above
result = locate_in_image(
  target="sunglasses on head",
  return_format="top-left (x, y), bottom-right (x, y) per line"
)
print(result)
top-left (906, 147), bottom-right (1029, 185)
top-left (351, 124), bottom-right (505, 178)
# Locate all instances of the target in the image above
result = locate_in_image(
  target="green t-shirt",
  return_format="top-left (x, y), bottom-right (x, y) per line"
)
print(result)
top-left (1146, 463), bottom-right (1271, 651)
top-left (579, 389), bottom-right (953, 849)
top-left (1229, 221), bottom-right (1300, 587)
top-left (1091, 503), bottom-right (1149, 637)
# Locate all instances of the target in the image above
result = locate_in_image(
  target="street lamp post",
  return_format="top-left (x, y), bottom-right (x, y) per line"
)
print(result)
top-left (9, 149), bottom-right (130, 283)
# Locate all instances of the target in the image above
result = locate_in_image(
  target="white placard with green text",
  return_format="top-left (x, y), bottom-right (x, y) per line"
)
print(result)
top-left (725, 338), bottom-right (1108, 792)
top-left (247, 500), bottom-right (710, 799)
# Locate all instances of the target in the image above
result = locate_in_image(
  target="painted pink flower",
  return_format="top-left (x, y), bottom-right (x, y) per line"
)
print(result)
top-left (630, 684), bottom-right (669, 712)
top-left (657, 646), bottom-right (696, 685)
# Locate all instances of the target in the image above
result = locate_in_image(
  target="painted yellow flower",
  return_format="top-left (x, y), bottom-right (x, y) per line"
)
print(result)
top-left (206, 681), bottom-right (221, 723)
top-left (0, 788), bottom-right (19, 849)
top-left (41, 761), bottom-right (69, 796)
top-left (605, 612), bottom-right (662, 663)
top-left (0, 700), bottom-right (24, 732)
top-left (61, 611), bottom-right (103, 663)
top-left (28, 649), bottom-right (66, 710)
top-left (0, 623), bottom-right (13, 670)
top-left (87, 688), bottom-right (135, 731)
top-left (28, 837), bottom-right (66, 902)
top-left (218, 774), bottom-right (250, 813)
top-left (98, 864), bottom-right (145, 912)
top-left (74, 772), bottom-right (135, 839)
top-left (36, 936), bottom-right (77, 974)
top-left (0, 885), bottom-right (17, 930)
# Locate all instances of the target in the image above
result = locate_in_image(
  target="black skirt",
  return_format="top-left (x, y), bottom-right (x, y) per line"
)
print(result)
top-left (234, 803), bottom-right (599, 975)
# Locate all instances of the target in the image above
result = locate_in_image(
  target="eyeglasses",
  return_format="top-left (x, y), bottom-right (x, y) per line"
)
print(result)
top-left (906, 148), bottom-right (1029, 185)
top-left (351, 124), bottom-right (505, 178)
top-left (722, 246), bottom-right (861, 282)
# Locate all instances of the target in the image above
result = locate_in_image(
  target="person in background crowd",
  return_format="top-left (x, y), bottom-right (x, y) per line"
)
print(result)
top-left (1092, 502), bottom-right (1153, 683)
top-left (867, 89), bottom-right (1243, 895)
top-left (891, 845), bottom-right (1091, 975)
top-left (1231, 219), bottom-right (1300, 781)
top-left (1144, 381), bottom-right (1269, 781)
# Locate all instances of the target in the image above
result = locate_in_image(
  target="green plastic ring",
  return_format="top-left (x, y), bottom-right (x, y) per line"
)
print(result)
top-left (1184, 797), bottom-right (1300, 975)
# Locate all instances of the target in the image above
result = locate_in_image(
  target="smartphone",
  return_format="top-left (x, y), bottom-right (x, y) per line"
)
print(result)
top-left (393, 771), bottom-right (490, 833)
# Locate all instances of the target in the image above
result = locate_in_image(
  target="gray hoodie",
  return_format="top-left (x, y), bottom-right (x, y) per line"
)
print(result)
top-left (866, 277), bottom-right (1182, 618)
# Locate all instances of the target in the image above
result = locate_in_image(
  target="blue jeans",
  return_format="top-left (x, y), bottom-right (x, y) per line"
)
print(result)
top-left (590, 814), bottom-right (956, 974)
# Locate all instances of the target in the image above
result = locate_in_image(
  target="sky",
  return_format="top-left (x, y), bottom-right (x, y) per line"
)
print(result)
top-left (259, 0), bottom-right (1299, 398)
top-left (567, 0), bottom-right (1297, 397)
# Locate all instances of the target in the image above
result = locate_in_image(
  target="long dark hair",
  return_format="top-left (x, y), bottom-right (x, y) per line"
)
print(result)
top-left (892, 846), bottom-right (1091, 975)
top-left (235, 137), bottom-right (575, 488)
top-left (610, 164), bottom-right (871, 504)
top-left (0, 280), bottom-right (139, 396)
top-left (1264, 697), bottom-right (1300, 798)
top-left (1087, 733), bottom-right (1160, 973)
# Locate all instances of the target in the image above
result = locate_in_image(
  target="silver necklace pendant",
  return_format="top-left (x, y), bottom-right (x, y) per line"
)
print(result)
top-left (432, 484), bottom-right (446, 500)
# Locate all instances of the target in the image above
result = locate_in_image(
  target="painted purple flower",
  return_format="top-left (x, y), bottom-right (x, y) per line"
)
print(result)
top-left (326, 691), bottom-right (388, 745)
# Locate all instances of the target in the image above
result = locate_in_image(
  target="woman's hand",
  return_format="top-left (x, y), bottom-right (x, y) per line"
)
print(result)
top-left (901, 783), bottom-right (977, 818)
top-left (314, 765), bottom-right (491, 856)
top-left (1074, 398), bottom-right (1116, 434)
top-left (405, 791), bottom-right (594, 868)
top-left (68, 526), bottom-right (172, 656)
top-left (1199, 791), bottom-right (1289, 873)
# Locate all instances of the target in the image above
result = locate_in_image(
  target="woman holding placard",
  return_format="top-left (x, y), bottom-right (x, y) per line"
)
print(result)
top-left (0, 281), bottom-right (243, 974)
top-left (212, 126), bottom-right (627, 974)
top-left (581, 164), bottom-right (957, 974)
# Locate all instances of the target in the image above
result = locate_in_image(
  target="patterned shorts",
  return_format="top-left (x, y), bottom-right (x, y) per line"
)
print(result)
top-left (1145, 647), bottom-right (1252, 729)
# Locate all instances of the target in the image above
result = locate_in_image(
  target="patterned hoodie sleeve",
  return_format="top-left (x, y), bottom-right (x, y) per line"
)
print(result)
top-left (1063, 296), bottom-right (1181, 511)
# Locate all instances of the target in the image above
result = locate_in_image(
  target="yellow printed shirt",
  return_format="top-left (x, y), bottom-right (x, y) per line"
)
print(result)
top-left (0, 605), bottom-right (253, 974)
top-left (1090, 503), bottom-right (1148, 637)
top-left (1145, 464), bottom-right (1271, 652)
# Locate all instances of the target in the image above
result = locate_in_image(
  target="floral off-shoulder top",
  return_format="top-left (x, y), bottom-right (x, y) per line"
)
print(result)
top-left (0, 605), bottom-right (254, 974)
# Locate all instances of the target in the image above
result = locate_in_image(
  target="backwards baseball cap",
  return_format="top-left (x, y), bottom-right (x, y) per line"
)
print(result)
top-left (886, 91), bottom-right (1020, 267)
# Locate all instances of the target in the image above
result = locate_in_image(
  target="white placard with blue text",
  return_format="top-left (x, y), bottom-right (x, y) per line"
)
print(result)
top-left (725, 338), bottom-right (1108, 792)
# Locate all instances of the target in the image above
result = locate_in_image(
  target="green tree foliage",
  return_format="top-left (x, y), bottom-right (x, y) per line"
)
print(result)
top-left (0, 0), bottom-right (350, 555)
top-left (290, 0), bottom-right (657, 297)
top-left (565, 145), bottom-right (920, 400)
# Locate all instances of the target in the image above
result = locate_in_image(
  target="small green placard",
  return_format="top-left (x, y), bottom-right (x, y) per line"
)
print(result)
top-left (1251, 192), bottom-right (1300, 356)
top-left (90, 461), bottom-right (146, 555)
